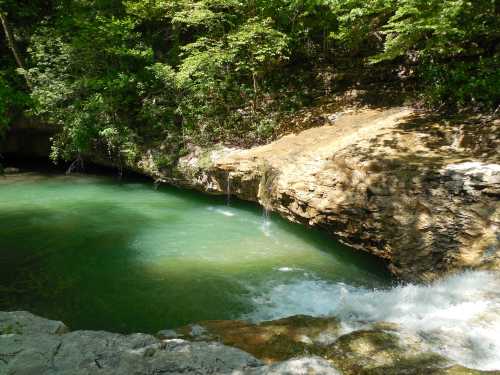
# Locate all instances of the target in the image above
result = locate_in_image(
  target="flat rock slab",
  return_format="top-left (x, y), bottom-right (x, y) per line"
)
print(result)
top-left (0, 312), bottom-right (343, 375)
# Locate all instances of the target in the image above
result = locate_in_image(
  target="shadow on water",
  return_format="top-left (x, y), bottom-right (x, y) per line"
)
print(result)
top-left (0, 202), bottom-right (159, 332)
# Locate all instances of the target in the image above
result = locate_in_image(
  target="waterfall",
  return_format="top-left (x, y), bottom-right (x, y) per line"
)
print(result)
top-left (257, 161), bottom-right (278, 215)
top-left (262, 205), bottom-right (271, 224)
top-left (257, 162), bottom-right (278, 232)
top-left (451, 127), bottom-right (465, 150)
top-left (243, 270), bottom-right (500, 371)
top-left (226, 173), bottom-right (231, 206)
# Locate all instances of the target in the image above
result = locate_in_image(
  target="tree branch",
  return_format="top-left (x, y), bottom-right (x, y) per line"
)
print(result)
top-left (0, 12), bottom-right (32, 90)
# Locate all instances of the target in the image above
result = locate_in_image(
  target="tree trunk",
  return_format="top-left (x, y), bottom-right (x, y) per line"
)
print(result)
top-left (0, 12), bottom-right (31, 89)
top-left (252, 71), bottom-right (258, 112)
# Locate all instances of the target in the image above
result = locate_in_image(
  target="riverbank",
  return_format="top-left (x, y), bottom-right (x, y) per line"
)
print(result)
top-left (2, 297), bottom-right (500, 375)
top-left (2, 107), bottom-right (499, 281)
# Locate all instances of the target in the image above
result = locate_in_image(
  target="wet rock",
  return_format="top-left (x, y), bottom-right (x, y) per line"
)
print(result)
top-left (172, 315), bottom-right (342, 363)
top-left (0, 312), bottom-right (262, 375)
top-left (323, 328), bottom-right (500, 375)
top-left (325, 329), bottom-right (450, 374)
top-left (157, 329), bottom-right (180, 339)
top-left (436, 365), bottom-right (500, 375)
top-left (245, 356), bottom-right (341, 375)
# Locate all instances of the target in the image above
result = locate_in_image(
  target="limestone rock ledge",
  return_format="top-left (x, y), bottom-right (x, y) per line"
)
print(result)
top-left (135, 108), bottom-right (500, 282)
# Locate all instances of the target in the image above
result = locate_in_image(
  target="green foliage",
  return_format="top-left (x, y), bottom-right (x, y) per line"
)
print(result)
top-left (0, 0), bottom-right (498, 167)
top-left (420, 57), bottom-right (500, 109)
top-left (328, 0), bottom-right (499, 108)
top-left (176, 15), bottom-right (289, 142)
top-left (329, 0), bottom-right (393, 54)
top-left (373, 0), bottom-right (498, 61)
top-left (0, 73), bottom-right (30, 131)
top-left (370, 0), bottom-right (500, 108)
top-left (27, 8), bottom-right (153, 161)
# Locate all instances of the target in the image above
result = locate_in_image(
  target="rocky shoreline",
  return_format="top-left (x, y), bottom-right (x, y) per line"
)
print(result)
top-left (131, 108), bottom-right (500, 282)
top-left (2, 311), bottom-right (499, 375)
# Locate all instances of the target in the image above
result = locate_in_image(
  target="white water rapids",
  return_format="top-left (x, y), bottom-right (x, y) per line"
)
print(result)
top-left (245, 270), bottom-right (500, 371)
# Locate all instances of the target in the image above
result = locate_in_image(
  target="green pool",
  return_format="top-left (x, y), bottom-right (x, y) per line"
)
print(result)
top-left (0, 172), bottom-right (390, 333)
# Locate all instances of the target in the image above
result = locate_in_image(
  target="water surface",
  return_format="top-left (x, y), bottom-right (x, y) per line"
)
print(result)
top-left (1, 172), bottom-right (500, 371)
top-left (0, 172), bottom-right (389, 333)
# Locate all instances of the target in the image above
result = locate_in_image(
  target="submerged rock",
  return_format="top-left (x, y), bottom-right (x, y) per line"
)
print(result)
top-left (169, 315), bottom-right (342, 363)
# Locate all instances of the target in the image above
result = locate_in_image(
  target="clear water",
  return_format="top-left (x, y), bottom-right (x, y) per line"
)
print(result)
top-left (0, 172), bottom-right (389, 334)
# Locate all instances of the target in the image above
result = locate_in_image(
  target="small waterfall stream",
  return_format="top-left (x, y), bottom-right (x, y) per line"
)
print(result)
top-left (226, 172), bottom-right (231, 206)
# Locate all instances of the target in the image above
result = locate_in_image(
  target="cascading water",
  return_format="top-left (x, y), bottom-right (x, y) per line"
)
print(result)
top-left (257, 162), bottom-right (275, 230)
top-left (243, 270), bottom-right (500, 371)
top-left (226, 172), bottom-right (231, 206)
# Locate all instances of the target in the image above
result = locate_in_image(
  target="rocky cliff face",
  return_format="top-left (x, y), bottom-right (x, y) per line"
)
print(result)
top-left (136, 108), bottom-right (500, 282)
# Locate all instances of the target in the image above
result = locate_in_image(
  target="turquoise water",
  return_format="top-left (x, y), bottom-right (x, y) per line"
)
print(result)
top-left (0, 172), bottom-right (390, 333)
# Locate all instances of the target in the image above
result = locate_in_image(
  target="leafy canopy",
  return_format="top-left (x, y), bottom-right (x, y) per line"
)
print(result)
top-left (0, 0), bottom-right (497, 165)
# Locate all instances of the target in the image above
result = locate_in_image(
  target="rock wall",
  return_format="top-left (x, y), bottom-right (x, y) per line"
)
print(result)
top-left (136, 108), bottom-right (500, 282)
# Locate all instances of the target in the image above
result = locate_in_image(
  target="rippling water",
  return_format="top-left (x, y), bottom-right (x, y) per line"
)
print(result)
top-left (246, 270), bottom-right (500, 370)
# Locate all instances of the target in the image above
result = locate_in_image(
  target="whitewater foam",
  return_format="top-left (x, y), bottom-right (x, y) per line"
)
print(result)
top-left (207, 206), bottom-right (236, 217)
top-left (276, 267), bottom-right (302, 272)
top-left (243, 271), bottom-right (500, 370)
